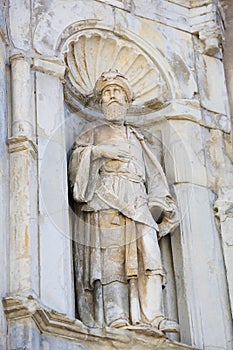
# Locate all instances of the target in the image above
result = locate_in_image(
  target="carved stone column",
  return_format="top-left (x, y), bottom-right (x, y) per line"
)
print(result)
top-left (7, 53), bottom-right (41, 349)
top-left (10, 54), bottom-right (35, 138)
top-left (8, 54), bottom-right (39, 297)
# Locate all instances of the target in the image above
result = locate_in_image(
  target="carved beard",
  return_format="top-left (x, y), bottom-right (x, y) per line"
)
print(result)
top-left (102, 101), bottom-right (127, 124)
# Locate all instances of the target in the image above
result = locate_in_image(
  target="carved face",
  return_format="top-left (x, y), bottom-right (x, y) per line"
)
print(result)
top-left (101, 84), bottom-right (128, 123)
top-left (101, 84), bottom-right (127, 105)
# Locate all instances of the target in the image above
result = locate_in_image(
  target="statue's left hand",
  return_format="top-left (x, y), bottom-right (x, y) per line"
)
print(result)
top-left (92, 143), bottom-right (131, 161)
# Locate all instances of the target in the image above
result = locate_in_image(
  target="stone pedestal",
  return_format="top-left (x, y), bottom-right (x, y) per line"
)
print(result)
top-left (3, 296), bottom-right (196, 350)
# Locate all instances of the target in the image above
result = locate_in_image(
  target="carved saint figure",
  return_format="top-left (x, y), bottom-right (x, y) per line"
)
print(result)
top-left (69, 70), bottom-right (179, 332)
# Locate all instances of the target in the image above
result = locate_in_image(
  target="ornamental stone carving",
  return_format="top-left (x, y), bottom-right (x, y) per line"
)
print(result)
top-left (63, 31), bottom-right (171, 113)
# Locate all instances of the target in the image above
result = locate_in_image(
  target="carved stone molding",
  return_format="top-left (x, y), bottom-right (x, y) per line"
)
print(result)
top-left (190, 0), bottom-right (213, 7)
top-left (190, 2), bottom-right (223, 56)
top-left (126, 99), bottom-right (202, 127)
top-left (32, 57), bottom-right (66, 80)
top-left (3, 296), bottom-right (196, 350)
top-left (96, 0), bottom-right (134, 12)
top-left (8, 136), bottom-right (37, 156)
top-left (63, 30), bottom-right (171, 114)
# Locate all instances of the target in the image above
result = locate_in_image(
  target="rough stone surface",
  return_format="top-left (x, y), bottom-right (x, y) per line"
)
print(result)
top-left (3, 296), bottom-right (195, 350)
top-left (1, 0), bottom-right (233, 349)
top-left (196, 53), bottom-right (230, 115)
top-left (36, 71), bottom-right (75, 317)
top-left (0, 5), bottom-right (8, 349)
top-left (174, 183), bottom-right (232, 348)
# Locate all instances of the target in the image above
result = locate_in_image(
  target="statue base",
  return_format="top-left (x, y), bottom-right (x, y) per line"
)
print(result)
top-left (3, 296), bottom-right (197, 350)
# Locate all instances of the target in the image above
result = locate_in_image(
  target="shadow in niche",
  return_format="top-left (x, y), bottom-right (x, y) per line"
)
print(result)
top-left (67, 155), bottom-right (79, 321)
top-left (67, 148), bottom-right (96, 326)
top-left (66, 166), bottom-right (83, 324)
top-left (159, 231), bottom-right (180, 343)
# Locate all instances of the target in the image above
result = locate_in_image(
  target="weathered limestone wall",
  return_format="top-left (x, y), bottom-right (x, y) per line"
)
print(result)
top-left (0, 1), bottom-right (8, 349)
top-left (1, 1), bottom-right (233, 349)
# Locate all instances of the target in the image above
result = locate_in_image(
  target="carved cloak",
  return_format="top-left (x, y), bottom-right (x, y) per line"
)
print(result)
top-left (69, 121), bottom-right (179, 325)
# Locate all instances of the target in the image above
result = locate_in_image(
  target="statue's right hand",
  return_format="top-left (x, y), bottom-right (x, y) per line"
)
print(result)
top-left (92, 144), bottom-right (130, 161)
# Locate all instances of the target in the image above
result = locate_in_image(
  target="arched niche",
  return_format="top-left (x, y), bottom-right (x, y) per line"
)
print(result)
top-left (33, 0), bottom-right (197, 110)
top-left (33, 3), bottom-right (201, 343)
top-left (58, 24), bottom-right (193, 344)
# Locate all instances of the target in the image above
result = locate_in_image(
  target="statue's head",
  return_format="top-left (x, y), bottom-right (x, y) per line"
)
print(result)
top-left (94, 70), bottom-right (134, 124)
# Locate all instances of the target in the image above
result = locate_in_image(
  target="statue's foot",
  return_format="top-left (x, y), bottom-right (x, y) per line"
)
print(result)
top-left (157, 318), bottom-right (180, 333)
top-left (109, 318), bottom-right (130, 328)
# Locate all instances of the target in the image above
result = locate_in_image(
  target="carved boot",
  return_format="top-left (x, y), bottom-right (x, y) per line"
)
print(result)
top-left (156, 317), bottom-right (180, 333)
top-left (138, 274), bottom-right (179, 333)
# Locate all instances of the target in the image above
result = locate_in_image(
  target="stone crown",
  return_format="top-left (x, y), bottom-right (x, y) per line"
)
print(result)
top-left (94, 70), bottom-right (135, 103)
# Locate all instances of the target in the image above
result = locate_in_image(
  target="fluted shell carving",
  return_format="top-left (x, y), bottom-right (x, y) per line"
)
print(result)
top-left (64, 31), bottom-right (170, 112)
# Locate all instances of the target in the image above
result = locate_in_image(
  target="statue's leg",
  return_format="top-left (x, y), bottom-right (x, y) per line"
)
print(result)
top-left (137, 224), bottom-right (179, 332)
top-left (129, 278), bottom-right (141, 325)
top-left (73, 210), bottom-right (96, 327)
top-left (94, 279), bottom-right (104, 327)
top-left (103, 281), bottom-right (130, 327)
top-left (99, 210), bottom-right (130, 327)
top-left (138, 266), bottom-right (180, 332)
top-left (136, 223), bottom-right (164, 325)
top-left (138, 272), bottom-right (164, 325)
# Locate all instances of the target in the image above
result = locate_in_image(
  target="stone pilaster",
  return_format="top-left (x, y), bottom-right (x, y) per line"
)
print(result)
top-left (163, 119), bottom-right (232, 349)
top-left (8, 54), bottom-right (39, 298)
top-left (8, 136), bottom-right (39, 296)
top-left (172, 183), bottom-right (230, 348)
top-left (10, 54), bottom-right (35, 138)
top-left (33, 57), bottom-right (75, 317)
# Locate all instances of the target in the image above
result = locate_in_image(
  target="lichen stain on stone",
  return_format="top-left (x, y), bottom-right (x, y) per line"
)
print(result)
top-left (206, 129), bottom-right (233, 192)
top-left (170, 52), bottom-right (190, 82)
top-left (41, 35), bottom-right (52, 48)
top-left (23, 0), bottom-right (30, 10)
top-left (138, 21), bottom-right (161, 46)
top-left (24, 225), bottom-right (29, 253)
top-left (47, 10), bottom-right (55, 19)
top-left (201, 57), bottom-right (210, 100)
top-left (38, 93), bottom-right (44, 101)
top-left (22, 227), bottom-right (30, 259)
top-left (13, 225), bottom-right (30, 259)
top-left (223, 133), bottom-right (233, 165)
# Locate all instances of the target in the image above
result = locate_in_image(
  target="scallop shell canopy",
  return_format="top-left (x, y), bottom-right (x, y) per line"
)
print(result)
top-left (64, 32), bottom-right (170, 111)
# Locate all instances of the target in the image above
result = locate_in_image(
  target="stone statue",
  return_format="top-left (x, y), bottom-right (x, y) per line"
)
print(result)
top-left (69, 70), bottom-right (180, 333)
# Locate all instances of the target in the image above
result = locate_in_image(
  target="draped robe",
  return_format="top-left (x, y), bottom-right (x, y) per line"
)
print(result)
top-left (69, 120), bottom-right (179, 326)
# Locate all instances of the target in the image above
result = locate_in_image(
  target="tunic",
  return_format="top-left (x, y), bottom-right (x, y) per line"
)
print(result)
top-left (69, 120), bottom-right (179, 324)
